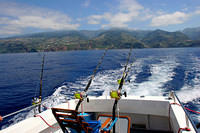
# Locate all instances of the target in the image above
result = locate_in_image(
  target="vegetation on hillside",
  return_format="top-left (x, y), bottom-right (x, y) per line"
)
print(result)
top-left (0, 28), bottom-right (199, 53)
top-left (182, 27), bottom-right (200, 40)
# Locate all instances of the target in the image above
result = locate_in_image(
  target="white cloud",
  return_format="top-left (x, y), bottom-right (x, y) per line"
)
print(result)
top-left (194, 9), bottom-right (200, 15)
top-left (137, 9), bottom-right (153, 21)
top-left (87, 0), bottom-right (144, 28)
top-left (150, 7), bottom-right (200, 27)
top-left (0, 2), bottom-right (80, 36)
top-left (88, 14), bottom-right (104, 24)
top-left (82, 0), bottom-right (90, 8)
top-left (9, 15), bottom-right (79, 30)
top-left (119, 0), bottom-right (143, 13)
top-left (102, 12), bottom-right (136, 28)
top-left (150, 11), bottom-right (189, 27)
top-left (0, 26), bottom-right (22, 35)
top-left (182, 8), bottom-right (188, 12)
top-left (87, 0), bottom-right (200, 29)
top-left (0, 17), bottom-right (11, 24)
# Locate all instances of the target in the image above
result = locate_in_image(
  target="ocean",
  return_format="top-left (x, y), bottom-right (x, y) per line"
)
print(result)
top-left (0, 48), bottom-right (200, 130)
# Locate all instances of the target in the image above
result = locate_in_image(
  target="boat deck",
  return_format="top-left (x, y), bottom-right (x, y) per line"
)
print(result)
top-left (1, 96), bottom-right (197, 133)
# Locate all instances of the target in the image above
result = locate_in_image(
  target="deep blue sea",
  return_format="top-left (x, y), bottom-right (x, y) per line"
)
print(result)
top-left (0, 48), bottom-right (200, 130)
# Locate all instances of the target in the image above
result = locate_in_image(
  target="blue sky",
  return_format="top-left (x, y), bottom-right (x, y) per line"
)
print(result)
top-left (0, 0), bottom-right (200, 37)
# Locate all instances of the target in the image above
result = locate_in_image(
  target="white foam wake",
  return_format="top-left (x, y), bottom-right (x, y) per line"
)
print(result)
top-left (177, 56), bottom-right (200, 103)
top-left (177, 87), bottom-right (200, 103)
top-left (3, 56), bottom-right (182, 129)
top-left (126, 59), bottom-right (178, 96)
top-left (90, 57), bottom-right (178, 97)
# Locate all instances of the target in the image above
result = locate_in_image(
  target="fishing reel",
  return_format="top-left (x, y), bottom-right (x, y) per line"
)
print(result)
top-left (117, 79), bottom-right (131, 85)
top-left (110, 90), bottom-right (127, 99)
top-left (74, 91), bottom-right (89, 102)
top-left (32, 97), bottom-right (41, 105)
top-left (117, 79), bottom-right (125, 85)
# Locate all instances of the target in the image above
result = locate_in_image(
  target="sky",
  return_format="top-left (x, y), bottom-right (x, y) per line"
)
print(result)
top-left (0, 0), bottom-right (200, 37)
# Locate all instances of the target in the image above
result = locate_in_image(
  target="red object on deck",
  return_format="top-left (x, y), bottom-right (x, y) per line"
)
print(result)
top-left (0, 115), bottom-right (3, 122)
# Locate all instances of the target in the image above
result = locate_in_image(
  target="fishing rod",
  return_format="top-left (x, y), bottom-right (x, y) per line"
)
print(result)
top-left (75, 49), bottom-right (108, 111)
top-left (32, 54), bottom-right (45, 113)
top-left (0, 53), bottom-right (46, 122)
top-left (111, 48), bottom-right (133, 133)
top-left (39, 54), bottom-right (45, 113)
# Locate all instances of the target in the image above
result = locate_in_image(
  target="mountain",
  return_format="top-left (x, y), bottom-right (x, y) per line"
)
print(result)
top-left (93, 28), bottom-right (151, 40)
top-left (142, 30), bottom-right (190, 48)
top-left (89, 30), bottom-right (146, 49)
top-left (0, 28), bottom-right (200, 53)
top-left (79, 30), bottom-right (105, 39)
top-left (0, 31), bottom-right (89, 53)
top-left (128, 30), bottom-right (152, 40)
top-left (182, 27), bottom-right (200, 40)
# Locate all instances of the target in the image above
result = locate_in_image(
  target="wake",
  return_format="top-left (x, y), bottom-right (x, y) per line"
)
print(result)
top-left (4, 55), bottom-right (200, 129)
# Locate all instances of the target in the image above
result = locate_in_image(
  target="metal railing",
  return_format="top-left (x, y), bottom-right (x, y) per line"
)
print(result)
top-left (173, 93), bottom-right (198, 132)
top-left (2, 103), bottom-right (41, 119)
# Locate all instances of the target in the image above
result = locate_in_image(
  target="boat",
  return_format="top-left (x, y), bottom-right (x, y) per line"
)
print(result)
top-left (0, 92), bottom-right (198, 133)
top-left (0, 49), bottom-right (199, 133)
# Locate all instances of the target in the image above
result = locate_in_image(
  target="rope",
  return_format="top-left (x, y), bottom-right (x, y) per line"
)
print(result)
top-left (178, 127), bottom-right (191, 133)
top-left (35, 115), bottom-right (59, 129)
top-left (170, 103), bottom-right (200, 114)
top-left (168, 102), bottom-right (200, 132)
top-left (184, 107), bottom-right (200, 114)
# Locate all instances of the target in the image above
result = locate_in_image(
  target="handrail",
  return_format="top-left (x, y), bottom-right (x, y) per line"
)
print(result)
top-left (2, 103), bottom-right (41, 119)
top-left (174, 93), bottom-right (198, 132)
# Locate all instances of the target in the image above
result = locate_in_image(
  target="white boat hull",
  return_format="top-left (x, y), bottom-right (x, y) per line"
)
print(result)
top-left (1, 95), bottom-right (197, 133)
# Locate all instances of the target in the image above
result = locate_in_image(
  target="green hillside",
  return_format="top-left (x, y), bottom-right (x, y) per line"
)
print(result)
top-left (182, 27), bottom-right (200, 40)
top-left (143, 30), bottom-right (190, 48)
top-left (89, 30), bottom-right (145, 49)
top-left (0, 28), bottom-right (200, 53)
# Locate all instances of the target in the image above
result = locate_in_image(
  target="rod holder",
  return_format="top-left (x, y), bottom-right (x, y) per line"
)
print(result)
top-left (169, 91), bottom-right (176, 103)
top-left (123, 92), bottom-right (127, 97)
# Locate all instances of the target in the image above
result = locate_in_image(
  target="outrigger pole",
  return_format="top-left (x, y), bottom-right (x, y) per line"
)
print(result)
top-left (75, 49), bottom-right (108, 111)
top-left (111, 48), bottom-right (133, 133)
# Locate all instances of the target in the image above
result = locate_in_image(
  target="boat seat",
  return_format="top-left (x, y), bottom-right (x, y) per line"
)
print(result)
top-left (98, 114), bottom-right (131, 133)
top-left (51, 108), bottom-right (101, 133)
